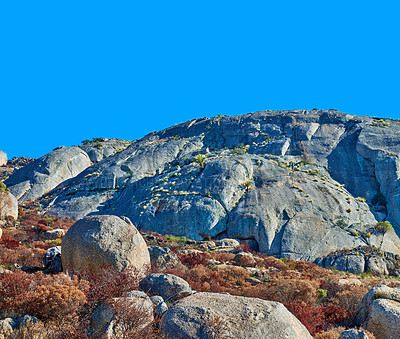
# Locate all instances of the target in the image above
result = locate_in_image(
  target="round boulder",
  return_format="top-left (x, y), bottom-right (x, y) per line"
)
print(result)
top-left (161, 292), bottom-right (312, 339)
top-left (61, 215), bottom-right (150, 275)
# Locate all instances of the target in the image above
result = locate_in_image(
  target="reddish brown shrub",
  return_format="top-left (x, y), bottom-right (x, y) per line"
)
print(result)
top-left (0, 270), bottom-right (34, 316)
top-left (264, 256), bottom-right (290, 271)
top-left (285, 301), bottom-right (327, 335)
top-left (29, 283), bottom-right (86, 320)
top-left (178, 252), bottom-right (210, 268)
top-left (210, 252), bottom-right (235, 263)
top-left (1, 233), bottom-right (21, 249)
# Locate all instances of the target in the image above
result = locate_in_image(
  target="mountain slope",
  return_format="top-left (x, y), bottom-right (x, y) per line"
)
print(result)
top-left (6, 109), bottom-right (400, 260)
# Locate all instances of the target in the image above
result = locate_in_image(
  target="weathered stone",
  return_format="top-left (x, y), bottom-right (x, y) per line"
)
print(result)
top-left (7, 110), bottom-right (400, 260)
top-left (148, 246), bottom-right (182, 270)
top-left (44, 228), bottom-right (65, 240)
top-left (0, 192), bottom-right (18, 221)
top-left (367, 299), bottom-right (400, 339)
top-left (43, 246), bottom-right (62, 273)
top-left (5, 146), bottom-right (92, 203)
top-left (354, 284), bottom-right (400, 329)
top-left (214, 238), bottom-right (240, 248)
top-left (0, 151), bottom-right (7, 167)
top-left (61, 215), bottom-right (150, 276)
top-left (139, 273), bottom-right (192, 302)
top-left (366, 256), bottom-right (389, 275)
top-left (161, 292), bottom-right (312, 339)
top-left (339, 329), bottom-right (369, 339)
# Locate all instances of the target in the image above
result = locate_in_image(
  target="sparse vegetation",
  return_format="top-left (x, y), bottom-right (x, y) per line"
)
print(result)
top-left (375, 221), bottom-right (392, 233)
top-left (194, 154), bottom-right (206, 168)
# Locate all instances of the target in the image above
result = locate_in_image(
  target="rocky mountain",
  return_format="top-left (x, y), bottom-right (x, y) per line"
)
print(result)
top-left (4, 109), bottom-right (400, 261)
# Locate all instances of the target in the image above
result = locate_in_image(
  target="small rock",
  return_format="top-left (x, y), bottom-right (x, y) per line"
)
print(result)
top-left (148, 246), bottom-right (182, 270)
top-left (339, 329), bottom-right (369, 339)
top-left (44, 228), bottom-right (65, 240)
top-left (214, 238), bottom-right (240, 248)
top-left (139, 273), bottom-right (193, 302)
top-left (233, 252), bottom-right (256, 266)
top-left (18, 315), bottom-right (38, 328)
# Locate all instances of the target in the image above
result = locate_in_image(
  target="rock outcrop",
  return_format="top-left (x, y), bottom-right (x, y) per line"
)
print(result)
top-left (354, 285), bottom-right (400, 339)
top-left (161, 292), bottom-right (312, 338)
top-left (61, 215), bottom-right (150, 275)
top-left (0, 191), bottom-right (18, 221)
top-left (0, 151), bottom-right (7, 167)
top-left (5, 146), bottom-right (92, 203)
top-left (6, 110), bottom-right (400, 261)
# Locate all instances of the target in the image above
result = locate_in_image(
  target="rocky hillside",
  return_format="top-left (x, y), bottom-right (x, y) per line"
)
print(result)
top-left (4, 109), bottom-right (400, 261)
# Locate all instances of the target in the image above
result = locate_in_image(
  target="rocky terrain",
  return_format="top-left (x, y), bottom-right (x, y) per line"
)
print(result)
top-left (3, 109), bottom-right (400, 263)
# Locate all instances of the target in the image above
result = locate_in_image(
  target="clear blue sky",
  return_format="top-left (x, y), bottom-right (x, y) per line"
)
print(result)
top-left (1, 1), bottom-right (399, 159)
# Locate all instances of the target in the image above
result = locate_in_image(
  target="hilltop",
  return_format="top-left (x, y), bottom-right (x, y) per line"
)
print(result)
top-left (3, 109), bottom-right (400, 264)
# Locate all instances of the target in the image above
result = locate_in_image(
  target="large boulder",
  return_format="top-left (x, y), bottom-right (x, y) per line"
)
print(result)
top-left (61, 215), bottom-right (150, 275)
top-left (0, 151), bottom-right (7, 167)
top-left (148, 246), bottom-right (182, 270)
top-left (161, 292), bottom-right (312, 339)
top-left (0, 191), bottom-right (18, 221)
top-left (5, 146), bottom-right (92, 203)
top-left (139, 273), bottom-right (192, 302)
top-left (355, 285), bottom-right (400, 339)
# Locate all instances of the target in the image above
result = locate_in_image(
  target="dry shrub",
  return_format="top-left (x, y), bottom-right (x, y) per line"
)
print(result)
top-left (314, 326), bottom-right (345, 339)
top-left (243, 278), bottom-right (318, 305)
top-left (285, 302), bottom-right (350, 335)
top-left (216, 265), bottom-right (250, 287)
top-left (110, 297), bottom-right (159, 339)
top-left (77, 265), bottom-right (142, 306)
top-left (264, 256), bottom-right (289, 271)
top-left (29, 283), bottom-right (86, 320)
top-left (178, 252), bottom-right (210, 268)
top-left (0, 270), bottom-right (34, 316)
top-left (210, 252), bottom-right (235, 263)
top-left (335, 285), bottom-right (368, 314)
top-left (314, 327), bottom-right (376, 339)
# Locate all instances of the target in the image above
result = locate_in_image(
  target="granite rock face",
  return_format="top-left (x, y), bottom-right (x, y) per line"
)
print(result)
top-left (7, 110), bottom-right (400, 260)
top-left (5, 146), bottom-right (92, 203)
top-left (161, 292), bottom-right (312, 339)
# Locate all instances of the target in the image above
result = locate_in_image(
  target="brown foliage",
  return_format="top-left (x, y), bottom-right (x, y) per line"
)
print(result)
top-left (29, 283), bottom-right (86, 320)
top-left (209, 252), bottom-right (235, 263)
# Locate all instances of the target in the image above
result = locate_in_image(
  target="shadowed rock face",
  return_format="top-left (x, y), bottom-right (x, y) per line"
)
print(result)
top-left (7, 109), bottom-right (400, 260)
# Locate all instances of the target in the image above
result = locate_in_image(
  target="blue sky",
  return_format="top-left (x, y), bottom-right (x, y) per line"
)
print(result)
top-left (1, 1), bottom-right (399, 159)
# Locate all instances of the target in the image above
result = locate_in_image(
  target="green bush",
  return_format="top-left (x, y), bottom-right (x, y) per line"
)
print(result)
top-left (0, 181), bottom-right (10, 193)
top-left (375, 221), bottom-right (392, 233)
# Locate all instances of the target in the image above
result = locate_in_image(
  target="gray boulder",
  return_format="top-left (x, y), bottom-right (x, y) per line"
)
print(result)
top-left (366, 256), bottom-right (389, 275)
top-left (148, 246), bottom-right (182, 270)
top-left (331, 255), bottom-right (365, 274)
top-left (0, 191), bottom-right (18, 221)
top-left (355, 285), bottom-right (400, 339)
top-left (139, 273), bottom-right (192, 302)
top-left (43, 246), bottom-right (62, 273)
top-left (0, 151), bottom-right (7, 167)
top-left (5, 146), bottom-right (92, 203)
top-left (61, 215), bottom-right (150, 276)
top-left (161, 292), bottom-right (312, 339)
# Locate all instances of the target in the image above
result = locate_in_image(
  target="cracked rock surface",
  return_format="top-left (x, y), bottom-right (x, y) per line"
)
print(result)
top-left (6, 110), bottom-right (400, 260)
